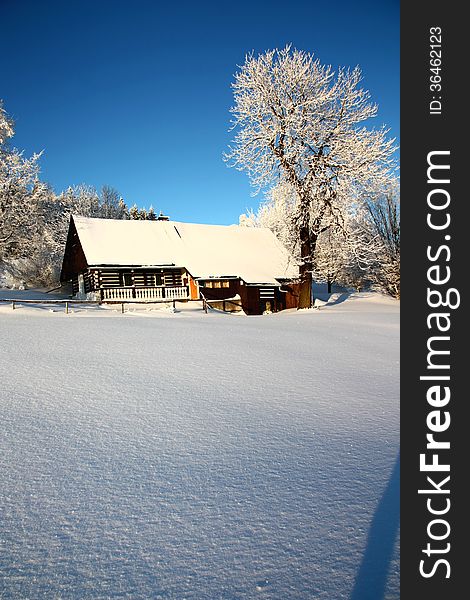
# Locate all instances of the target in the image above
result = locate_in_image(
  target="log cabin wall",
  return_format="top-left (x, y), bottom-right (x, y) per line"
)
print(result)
top-left (98, 270), bottom-right (121, 288)
top-left (65, 252), bottom-right (298, 313)
top-left (280, 282), bottom-right (301, 309)
top-left (71, 275), bottom-right (79, 296)
top-left (60, 219), bottom-right (88, 282)
top-left (242, 285), bottom-right (290, 314)
top-left (239, 284), bottom-right (260, 315)
top-left (198, 278), bottom-right (238, 300)
top-left (83, 271), bottom-right (95, 293)
top-left (94, 268), bottom-right (185, 289)
top-left (73, 267), bottom-right (191, 301)
top-left (198, 278), bottom-right (273, 314)
top-left (237, 283), bottom-right (280, 315)
top-left (198, 278), bottom-right (285, 315)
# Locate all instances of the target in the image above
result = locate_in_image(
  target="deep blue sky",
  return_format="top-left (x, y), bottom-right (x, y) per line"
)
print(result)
top-left (1, 0), bottom-right (399, 225)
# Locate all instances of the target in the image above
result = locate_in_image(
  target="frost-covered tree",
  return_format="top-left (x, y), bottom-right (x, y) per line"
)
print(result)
top-left (313, 227), bottom-right (349, 293)
top-left (57, 184), bottom-right (129, 221)
top-left (129, 203), bottom-right (140, 220)
top-left (126, 203), bottom-right (157, 220)
top-left (0, 101), bottom-right (44, 261)
top-left (321, 183), bottom-right (401, 296)
top-left (0, 100), bottom-right (72, 284)
top-left (118, 197), bottom-right (129, 219)
top-left (58, 184), bottom-right (100, 218)
top-left (362, 186), bottom-right (400, 298)
top-left (226, 46), bottom-right (396, 307)
top-left (1, 100), bottom-right (137, 286)
top-left (100, 185), bottom-right (125, 218)
top-left (243, 177), bottom-right (399, 296)
top-left (245, 181), bottom-right (358, 292)
top-left (0, 102), bottom-right (14, 144)
top-left (51, 184), bottom-right (129, 266)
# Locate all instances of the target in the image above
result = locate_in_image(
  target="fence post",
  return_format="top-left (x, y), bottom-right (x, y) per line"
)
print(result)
top-left (121, 303), bottom-right (124, 314)
top-left (65, 301), bottom-right (69, 314)
top-left (12, 301), bottom-right (15, 310)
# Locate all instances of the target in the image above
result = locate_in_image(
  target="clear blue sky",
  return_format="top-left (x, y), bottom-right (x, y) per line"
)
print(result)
top-left (1, 0), bottom-right (399, 225)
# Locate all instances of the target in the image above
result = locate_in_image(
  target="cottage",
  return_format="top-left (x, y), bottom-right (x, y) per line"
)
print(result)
top-left (60, 215), bottom-right (299, 314)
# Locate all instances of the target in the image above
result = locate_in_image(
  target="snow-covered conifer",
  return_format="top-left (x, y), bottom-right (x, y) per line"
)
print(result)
top-left (129, 204), bottom-right (139, 220)
top-left (118, 198), bottom-right (129, 219)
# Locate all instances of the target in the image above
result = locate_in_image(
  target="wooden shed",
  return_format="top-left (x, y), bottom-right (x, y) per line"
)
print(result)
top-left (60, 215), bottom-right (299, 314)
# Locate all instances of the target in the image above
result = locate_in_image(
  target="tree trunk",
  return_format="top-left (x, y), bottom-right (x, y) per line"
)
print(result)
top-left (298, 225), bottom-right (316, 309)
top-left (298, 266), bottom-right (312, 309)
top-left (327, 279), bottom-right (332, 294)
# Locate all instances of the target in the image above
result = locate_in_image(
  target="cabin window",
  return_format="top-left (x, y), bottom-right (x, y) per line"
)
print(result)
top-left (146, 273), bottom-right (162, 286)
top-left (205, 281), bottom-right (213, 288)
top-left (222, 281), bottom-right (230, 288)
top-left (120, 272), bottom-right (133, 286)
top-left (214, 281), bottom-right (221, 288)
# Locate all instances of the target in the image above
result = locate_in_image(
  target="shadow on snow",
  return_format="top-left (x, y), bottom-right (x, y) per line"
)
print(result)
top-left (325, 292), bottom-right (352, 305)
top-left (350, 453), bottom-right (400, 600)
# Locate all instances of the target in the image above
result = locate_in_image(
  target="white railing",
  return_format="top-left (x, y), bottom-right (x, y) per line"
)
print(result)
top-left (101, 286), bottom-right (188, 302)
top-left (102, 287), bottom-right (134, 300)
top-left (134, 287), bottom-right (164, 300)
top-left (165, 286), bottom-right (189, 299)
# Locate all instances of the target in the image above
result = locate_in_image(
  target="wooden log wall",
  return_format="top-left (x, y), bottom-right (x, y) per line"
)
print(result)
top-left (95, 269), bottom-right (184, 289)
top-left (99, 271), bottom-right (121, 288)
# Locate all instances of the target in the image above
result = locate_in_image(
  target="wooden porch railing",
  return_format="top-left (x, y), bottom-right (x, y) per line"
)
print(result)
top-left (100, 286), bottom-right (189, 301)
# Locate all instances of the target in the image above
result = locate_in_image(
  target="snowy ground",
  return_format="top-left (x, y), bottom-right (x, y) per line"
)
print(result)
top-left (0, 292), bottom-right (399, 599)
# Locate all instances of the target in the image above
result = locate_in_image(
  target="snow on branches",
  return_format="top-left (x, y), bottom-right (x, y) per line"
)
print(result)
top-left (226, 46), bottom-right (397, 306)
top-left (0, 101), bottom-right (44, 261)
top-left (242, 178), bottom-right (400, 298)
top-left (0, 100), bottom-right (160, 287)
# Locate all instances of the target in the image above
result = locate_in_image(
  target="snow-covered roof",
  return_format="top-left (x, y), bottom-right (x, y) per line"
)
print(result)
top-left (72, 216), bottom-right (298, 285)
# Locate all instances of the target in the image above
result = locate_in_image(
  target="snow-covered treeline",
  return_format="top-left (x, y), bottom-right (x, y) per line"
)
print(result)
top-left (0, 101), bottom-right (158, 287)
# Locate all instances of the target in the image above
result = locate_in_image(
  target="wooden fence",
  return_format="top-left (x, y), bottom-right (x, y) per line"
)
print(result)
top-left (0, 297), bottom-right (243, 314)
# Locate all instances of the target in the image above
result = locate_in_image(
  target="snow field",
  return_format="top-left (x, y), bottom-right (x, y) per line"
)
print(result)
top-left (0, 293), bottom-right (399, 599)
